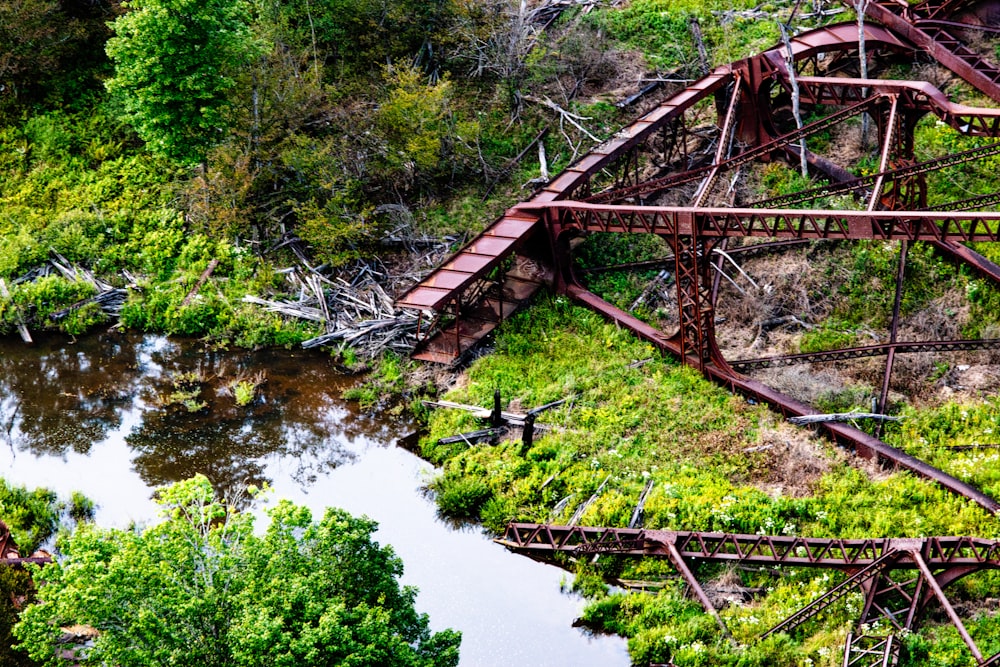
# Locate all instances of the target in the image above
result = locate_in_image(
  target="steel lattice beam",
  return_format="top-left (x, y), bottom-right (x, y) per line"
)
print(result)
top-left (728, 338), bottom-right (1000, 371)
top-left (498, 523), bottom-right (1000, 568)
top-left (527, 201), bottom-right (1000, 242)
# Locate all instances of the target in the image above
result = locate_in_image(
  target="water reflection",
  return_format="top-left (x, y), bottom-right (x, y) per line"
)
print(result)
top-left (0, 336), bottom-right (143, 457)
top-left (0, 333), bottom-right (631, 667)
top-left (0, 333), bottom-right (405, 497)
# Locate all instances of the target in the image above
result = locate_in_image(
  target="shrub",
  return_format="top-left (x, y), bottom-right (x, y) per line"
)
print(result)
top-left (432, 475), bottom-right (494, 519)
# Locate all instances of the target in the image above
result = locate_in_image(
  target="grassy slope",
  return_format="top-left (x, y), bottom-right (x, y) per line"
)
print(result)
top-left (421, 297), bottom-right (1000, 666)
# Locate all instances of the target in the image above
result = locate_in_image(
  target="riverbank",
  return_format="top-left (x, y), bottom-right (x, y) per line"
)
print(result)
top-left (415, 295), bottom-right (1000, 666)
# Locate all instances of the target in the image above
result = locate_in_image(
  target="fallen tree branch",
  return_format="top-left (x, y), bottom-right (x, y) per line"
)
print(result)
top-left (521, 94), bottom-right (601, 142)
top-left (788, 412), bottom-right (901, 425)
top-left (437, 427), bottom-right (508, 446)
top-left (181, 259), bottom-right (220, 307)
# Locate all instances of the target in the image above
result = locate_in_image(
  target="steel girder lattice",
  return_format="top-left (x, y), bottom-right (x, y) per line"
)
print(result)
top-left (497, 523), bottom-right (1000, 664)
top-left (395, 2), bottom-right (1000, 662)
top-left (400, 0), bottom-right (1000, 516)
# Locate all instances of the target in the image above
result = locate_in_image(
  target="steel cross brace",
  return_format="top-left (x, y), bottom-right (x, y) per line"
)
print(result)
top-left (588, 95), bottom-right (881, 205)
top-left (843, 633), bottom-right (902, 667)
top-left (500, 524), bottom-right (997, 663)
top-left (751, 140), bottom-right (1000, 209)
top-left (729, 338), bottom-right (1000, 371)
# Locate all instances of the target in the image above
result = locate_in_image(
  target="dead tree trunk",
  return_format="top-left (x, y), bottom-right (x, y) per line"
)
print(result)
top-left (779, 22), bottom-right (809, 178)
top-left (856, 0), bottom-right (871, 149)
top-left (690, 17), bottom-right (711, 77)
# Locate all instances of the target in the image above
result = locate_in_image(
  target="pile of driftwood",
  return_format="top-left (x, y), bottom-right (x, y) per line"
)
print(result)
top-left (1, 250), bottom-right (131, 343)
top-left (47, 251), bottom-right (130, 321)
top-left (243, 261), bottom-right (424, 357)
top-left (246, 220), bottom-right (465, 357)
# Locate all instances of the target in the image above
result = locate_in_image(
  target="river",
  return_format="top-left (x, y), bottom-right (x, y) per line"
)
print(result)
top-left (0, 332), bottom-right (630, 667)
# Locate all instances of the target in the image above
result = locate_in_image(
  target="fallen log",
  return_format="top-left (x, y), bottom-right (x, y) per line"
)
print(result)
top-left (437, 427), bottom-right (507, 446)
top-left (242, 295), bottom-right (326, 322)
top-left (422, 399), bottom-right (553, 431)
top-left (568, 475), bottom-right (611, 526)
top-left (49, 289), bottom-right (128, 321)
top-left (629, 479), bottom-right (655, 529)
top-left (181, 259), bottom-right (220, 307)
top-left (616, 80), bottom-right (663, 108)
top-left (788, 412), bottom-right (902, 425)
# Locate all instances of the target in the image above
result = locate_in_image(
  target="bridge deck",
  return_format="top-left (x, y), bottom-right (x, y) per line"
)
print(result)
top-left (397, 215), bottom-right (541, 311)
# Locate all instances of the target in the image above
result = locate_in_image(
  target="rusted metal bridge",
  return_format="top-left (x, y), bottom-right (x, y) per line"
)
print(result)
top-left (399, 0), bottom-right (1000, 515)
top-left (499, 523), bottom-right (1000, 665)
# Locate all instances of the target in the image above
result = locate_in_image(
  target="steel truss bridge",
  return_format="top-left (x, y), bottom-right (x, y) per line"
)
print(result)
top-left (499, 523), bottom-right (1000, 665)
top-left (399, 2), bottom-right (1000, 663)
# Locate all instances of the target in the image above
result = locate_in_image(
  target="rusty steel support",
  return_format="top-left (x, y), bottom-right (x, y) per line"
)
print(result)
top-left (762, 551), bottom-right (900, 638)
top-left (663, 538), bottom-right (736, 642)
top-left (730, 338), bottom-right (1000, 371)
top-left (400, 15), bottom-right (1000, 512)
top-left (843, 633), bottom-right (901, 667)
top-left (500, 523), bottom-right (997, 663)
top-left (591, 95), bottom-right (881, 205)
top-left (669, 215), bottom-right (723, 370)
top-left (561, 284), bottom-right (1000, 514)
top-left (532, 200), bottom-right (1000, 243)
top-left (499, 523), bottom-right (1000, 568)
top-left (869, 95), bottom-right (901, 211)
top-left (911, 549), bottom-right (983, 661)
top-left (878, 240), bottom-right (908, 426)
top-left (692, 76), bottom-right (743, 207)
top-left (752, 140), bottom-right (1000, 209)
top-left (859, 0), bottom-right (1000, 105)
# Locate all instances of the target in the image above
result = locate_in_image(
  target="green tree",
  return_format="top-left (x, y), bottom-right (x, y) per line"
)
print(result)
top-left (105, 0), bottom-right (256, 163)
top-left (13, 475), bottom-right (461, 667)
top-left (0, 478), bottom-right (68, 667)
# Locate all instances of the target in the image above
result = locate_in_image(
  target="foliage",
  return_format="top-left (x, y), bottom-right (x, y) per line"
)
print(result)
top-left (1, 565), bottom-right (37, 667)
top-left (798, 320), bottom-right (858, 353)
top-left (0, 480), bottom-right (62, 557)
top-left (0, 480), bottom-right (92, 667)
top-left (373, 66), bottom-right (477, 191)
top-left (0, 0), bottom-right (113, 116)
top-left (106, 0), bottom-right (256, 163)
top-left (342, 352), bottom-right (420, 410)
top-left (589, 0), bottom-right (779, 72)
top-left (0, 276), bottom-right (97, 335)
top-left (14, 476), bottom-right (461, 667)
top-left (431, 474), bottom-right (494, 519)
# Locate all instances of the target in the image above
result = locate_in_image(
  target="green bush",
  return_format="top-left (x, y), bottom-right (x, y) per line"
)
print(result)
top-left (432, 475), bottom-right (494, 520)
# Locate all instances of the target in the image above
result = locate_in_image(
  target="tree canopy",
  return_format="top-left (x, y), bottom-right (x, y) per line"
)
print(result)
top-left (14, 476), bottom-right (461, 667)
top-left (105, 0), bottom-right (256, 163)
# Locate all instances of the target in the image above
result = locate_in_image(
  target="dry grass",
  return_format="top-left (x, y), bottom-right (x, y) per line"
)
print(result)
top-left (752, 420), bottom-right (839, 497)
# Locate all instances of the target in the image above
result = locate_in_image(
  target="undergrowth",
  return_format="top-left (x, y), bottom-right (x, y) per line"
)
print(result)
top-left (421, 296), bottom-right (1000, 666)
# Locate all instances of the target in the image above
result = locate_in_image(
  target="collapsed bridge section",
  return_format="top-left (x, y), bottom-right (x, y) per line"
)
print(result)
top-left (398, 9), bottom-right (1000, 513)
top-left (498, 522), bottom-right (1000, 666)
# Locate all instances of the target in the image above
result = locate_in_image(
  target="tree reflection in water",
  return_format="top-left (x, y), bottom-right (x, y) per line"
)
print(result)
top-left (0, 334), bottom-right (410, 505)
top-left (0, 334), bottom-right (144, 457)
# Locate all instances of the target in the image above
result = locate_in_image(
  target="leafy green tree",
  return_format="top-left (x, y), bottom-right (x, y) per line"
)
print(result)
top-left (14, 475), bottom-right (461, 667)
top-left (105, 0), bottom-right (256, 163)
top-left (0, 478), bottom-right (69, 667)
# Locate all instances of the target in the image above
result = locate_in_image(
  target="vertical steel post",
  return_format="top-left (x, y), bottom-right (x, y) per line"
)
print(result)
top-left (877, 240), bottom-right (908, 430)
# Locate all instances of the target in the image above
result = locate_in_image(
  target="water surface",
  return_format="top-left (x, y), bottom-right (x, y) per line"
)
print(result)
top-left (0, 333), bottom-right (630, 667)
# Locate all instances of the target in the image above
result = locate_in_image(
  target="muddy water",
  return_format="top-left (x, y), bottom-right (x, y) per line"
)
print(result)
top-left (0, 333), bottom-right (630, 667)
